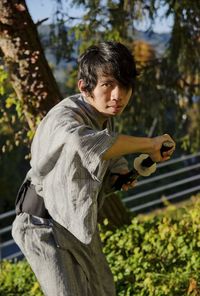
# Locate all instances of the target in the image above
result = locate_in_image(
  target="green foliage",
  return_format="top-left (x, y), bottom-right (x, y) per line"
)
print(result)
top-left (0, 65), bottom-right (31, 153)
top-left (99, 196), bottom-right (200, 295)
top-left (0, 260), bottom-right (43, 296)
top-left (0, 65), bottom-right (29, 212)
top-left (1, 196), bottom-right (200, 295)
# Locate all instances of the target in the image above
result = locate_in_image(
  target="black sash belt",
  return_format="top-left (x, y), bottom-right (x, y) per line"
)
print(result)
top-left (15, 179), bottom-right (51, 219)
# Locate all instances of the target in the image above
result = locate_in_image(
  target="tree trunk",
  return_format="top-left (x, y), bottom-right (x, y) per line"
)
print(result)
top-left (0, 0), bottom-right (61, 132)
top-left (98, 194), bottom-right (131, 227)
top-left (0, 0), bottom-right (131, 227)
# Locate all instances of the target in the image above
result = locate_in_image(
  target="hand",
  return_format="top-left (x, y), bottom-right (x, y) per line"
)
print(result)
top-left (122, 178), bottom-right (137, 191)
top-left (111, 169), bottom-right (138, 192)
top-left (150, 134), bottom-right (176, 163)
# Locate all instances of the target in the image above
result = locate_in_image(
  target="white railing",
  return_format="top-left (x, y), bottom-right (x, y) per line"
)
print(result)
top-left (0, 209), bottom-right (22, 260)
top-left (122, 151), bottom-right (200, 212)
top-left (1, 151), bottom-right (200, 260)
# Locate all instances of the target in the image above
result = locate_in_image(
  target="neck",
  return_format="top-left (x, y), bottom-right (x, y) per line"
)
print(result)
top-left (82, 95), bottom-right (109, 128)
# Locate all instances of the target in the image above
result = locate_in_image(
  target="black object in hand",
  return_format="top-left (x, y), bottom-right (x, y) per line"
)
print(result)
top-left (112, 141), bottom-right (174, 190)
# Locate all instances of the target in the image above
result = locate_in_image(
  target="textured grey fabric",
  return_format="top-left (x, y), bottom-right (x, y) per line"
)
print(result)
top-left (12, 94), bottom-right (129, 295)
top-left (26, 94), bottom-right (128, 244)
top-left (12, 213), bottom-right (116, 296)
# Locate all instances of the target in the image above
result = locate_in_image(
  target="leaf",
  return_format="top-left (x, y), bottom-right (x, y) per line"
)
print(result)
top-left (187, 278), bottom-right (198, 295)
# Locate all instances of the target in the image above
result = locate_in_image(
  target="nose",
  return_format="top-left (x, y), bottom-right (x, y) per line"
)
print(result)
top-left (111, 85), bottom-right (122, 101)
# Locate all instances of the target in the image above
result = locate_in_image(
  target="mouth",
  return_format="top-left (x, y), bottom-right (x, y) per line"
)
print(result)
top-left (108, 105), bottom-right (123, 109)
top-left (108, 105), bottom-right (123, 112)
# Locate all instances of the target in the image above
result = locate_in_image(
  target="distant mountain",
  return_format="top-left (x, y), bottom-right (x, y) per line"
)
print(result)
top-left (133, 30), bottom-right (170, 56)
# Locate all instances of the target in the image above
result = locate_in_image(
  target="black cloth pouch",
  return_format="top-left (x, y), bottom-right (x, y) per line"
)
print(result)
top-left (15, 179), bottom-right (50, 219)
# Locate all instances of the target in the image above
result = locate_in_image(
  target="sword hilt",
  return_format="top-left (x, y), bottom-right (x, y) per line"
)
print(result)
top-left (112, 141), bottom-right (174, 190)
top-left (141, 141), bottom-right (174, 167)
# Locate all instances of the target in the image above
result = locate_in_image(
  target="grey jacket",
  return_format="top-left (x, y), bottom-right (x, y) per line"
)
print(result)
top-left (27, 94), bottom-right (128, 244)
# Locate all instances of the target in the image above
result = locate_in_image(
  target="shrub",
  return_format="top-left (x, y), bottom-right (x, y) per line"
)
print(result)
top-left (0, 260), bottom-right (43, 296)
top-left (100, 195), bottom-right (200, 295)
top-left (1, 195), bottom-right (200, 295)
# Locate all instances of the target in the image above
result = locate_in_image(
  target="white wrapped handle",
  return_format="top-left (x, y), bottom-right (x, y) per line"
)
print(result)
top-left (133, 154), bottom-right (157, 176)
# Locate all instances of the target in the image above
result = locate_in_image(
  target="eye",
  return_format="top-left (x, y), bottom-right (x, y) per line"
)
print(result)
top-left (101, 82), bottom-right (113, 88)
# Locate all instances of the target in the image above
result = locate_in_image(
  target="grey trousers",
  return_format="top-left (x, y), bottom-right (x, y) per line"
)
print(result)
top-left (12, 213), bottom-right (116, 296)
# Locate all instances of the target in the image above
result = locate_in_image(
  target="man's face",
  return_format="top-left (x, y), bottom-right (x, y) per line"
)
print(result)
top-left (79, 75), bottom-right (133, 117)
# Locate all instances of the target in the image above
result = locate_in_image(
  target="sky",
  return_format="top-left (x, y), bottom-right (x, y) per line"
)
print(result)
top-left (26, 0), bottom-right (174, 34)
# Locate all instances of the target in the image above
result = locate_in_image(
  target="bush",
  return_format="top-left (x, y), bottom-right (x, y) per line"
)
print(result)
top-left (100, 195), bottom-right (200, 296)
top-left (1, 195), bottom-right (200, 295)
top-left (0, 260), bottom-right (43, 296)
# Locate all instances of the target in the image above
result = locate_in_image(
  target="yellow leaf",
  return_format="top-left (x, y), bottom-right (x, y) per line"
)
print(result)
top-left (187, 278), bottom-right (197, 294)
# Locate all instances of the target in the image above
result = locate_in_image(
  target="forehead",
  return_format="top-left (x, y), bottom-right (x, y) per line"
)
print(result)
top-left (97, 74), bottom-right (116, 82)
top-left (96, 63), bottom-right (115, 77)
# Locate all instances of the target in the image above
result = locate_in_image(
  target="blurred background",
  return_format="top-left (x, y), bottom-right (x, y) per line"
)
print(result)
top-left (0, 0), bottom-right (200, 259)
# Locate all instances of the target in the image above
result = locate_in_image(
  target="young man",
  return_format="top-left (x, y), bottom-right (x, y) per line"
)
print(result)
top-left (12, 41), bottom-right (175, 296)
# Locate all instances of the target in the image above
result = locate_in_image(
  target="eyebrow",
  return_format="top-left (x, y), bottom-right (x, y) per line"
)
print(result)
top-left (99, 77), bottom-right (115, 83)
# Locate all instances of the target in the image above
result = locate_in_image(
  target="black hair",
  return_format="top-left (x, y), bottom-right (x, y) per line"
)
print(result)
top-left (78, 41), bottom-right (137, 94)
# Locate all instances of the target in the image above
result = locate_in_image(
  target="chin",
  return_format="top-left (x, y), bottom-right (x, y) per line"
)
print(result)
top-left (112, 110), bottom-right (123, 116)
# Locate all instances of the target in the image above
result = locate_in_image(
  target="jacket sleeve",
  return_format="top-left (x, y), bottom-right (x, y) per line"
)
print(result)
top-left (100, 157), bottom-right (129, 194)
top-left (30, 107), bottom-right (118, 181)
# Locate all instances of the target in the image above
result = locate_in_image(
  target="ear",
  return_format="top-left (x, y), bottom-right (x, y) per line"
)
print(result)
top-left (78, 79), bottom-right (94, 99)
top-left (78, 79), bottom-right (87, 96)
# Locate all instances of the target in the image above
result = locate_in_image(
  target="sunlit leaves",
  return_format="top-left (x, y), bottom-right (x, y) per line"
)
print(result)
top-left (99, 195), bottom-right (200, 295)
top-left (0, 65), bottom-right (32, 152)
